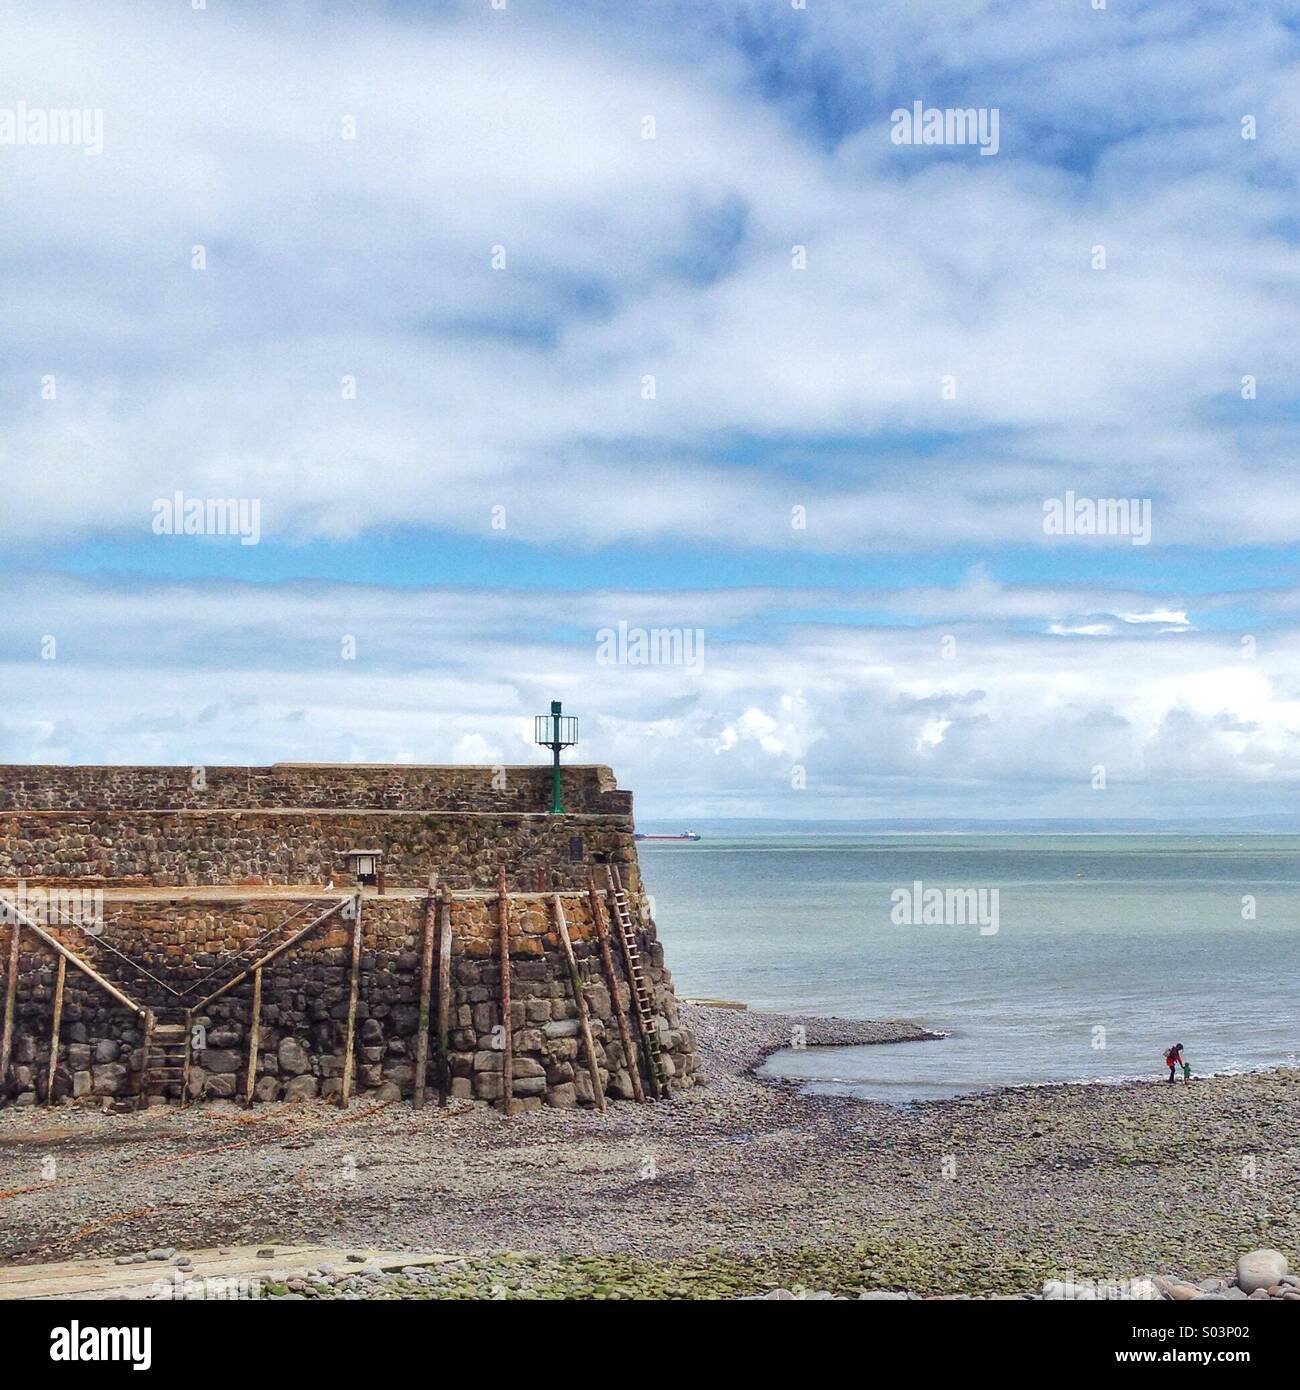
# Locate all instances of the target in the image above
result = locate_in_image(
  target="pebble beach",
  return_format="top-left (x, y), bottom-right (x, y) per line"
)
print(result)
top-left (0, 1003), bottom-right (1296, 1299)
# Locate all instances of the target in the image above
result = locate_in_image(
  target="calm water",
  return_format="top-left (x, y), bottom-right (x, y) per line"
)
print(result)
top-left (637, 830), bottom-right (1300, 1103)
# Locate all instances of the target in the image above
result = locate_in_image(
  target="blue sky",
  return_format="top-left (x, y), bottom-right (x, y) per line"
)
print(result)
top-left (2, 0), bottom-right (1300, 818)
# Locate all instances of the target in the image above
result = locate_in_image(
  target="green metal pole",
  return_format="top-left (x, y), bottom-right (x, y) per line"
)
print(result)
top-left (551, 701), bottom-right (563, 814)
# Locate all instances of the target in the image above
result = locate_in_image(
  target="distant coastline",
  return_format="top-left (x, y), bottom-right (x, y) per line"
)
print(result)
top-left (636, 817), bottom-right (1300, 835)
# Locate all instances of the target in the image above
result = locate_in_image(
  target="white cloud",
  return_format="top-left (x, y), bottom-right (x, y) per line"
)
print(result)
top-left (1118, 609), bottom-right (1191, 628)
top-left (2, 572), bottom-right (1299, 818)
top-left (1, 0), bottom-right (1296, 553)
top-left (1049, 623), bottom-right (1113, 637)
top-left (2, 1), bottom-right (1297, 819)
top-left (916, 717), bottom-right (952, 752)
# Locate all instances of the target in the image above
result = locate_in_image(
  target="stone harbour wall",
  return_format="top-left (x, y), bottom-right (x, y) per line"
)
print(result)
top-left (0, 889), bottom-right (699, 1110)
top-left (0, 762), bottom-right (696, 1111)
top-left (0, 764), bottom-right (630, 816)
top-left (0, 810), bottom-right (640, 891)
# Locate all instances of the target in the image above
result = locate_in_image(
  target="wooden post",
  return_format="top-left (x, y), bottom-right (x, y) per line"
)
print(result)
top-left (180, 1009), bottom-right (193, 1107)
top-left (0, 921), bottom-right (20, 1096)
top-left (243, 966), bottom-right (263, 1106)
top-left (136, 1009), bottom-right (155, 1110)
top-left (339, 894), bottom-right (364, 1107)
top-left (436, 885), bottom-right (453, 1106)
top-left (496, 865), bottom-right (513, 1116)
top-left (412, 873), bottom-right (438, 1110)
top-left (46, 953), bottom-right (66, 1107)
top-left (586, 869), bottom-right (644, 1103)
top-left (551, 894), bottom-right (605, 1114)
top-left (0, 904), bottom-right (155, 1106)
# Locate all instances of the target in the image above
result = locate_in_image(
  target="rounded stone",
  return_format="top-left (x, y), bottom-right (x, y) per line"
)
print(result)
top-left (277, 1037), bottom-right (310, 1076)
top-left (1236, 1250), bottom-right (1287, 1294)
top-left (282, 1073), bottom-right (318, 1101)
top-left (254, 1075), bottom-right (282, 1103)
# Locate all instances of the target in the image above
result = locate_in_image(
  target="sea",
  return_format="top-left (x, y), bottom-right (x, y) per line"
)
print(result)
top-left (635, 825), bottom-right (1300, 1104)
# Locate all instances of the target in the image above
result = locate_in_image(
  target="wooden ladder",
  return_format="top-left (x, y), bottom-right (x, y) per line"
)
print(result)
top-left (607, 868), bottom-right (667, 1098)
top-left (139, 1015), bottom-right (189, 1107)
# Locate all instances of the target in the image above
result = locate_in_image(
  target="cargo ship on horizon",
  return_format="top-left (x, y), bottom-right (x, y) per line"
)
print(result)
top-left (634, 830), bottom-right (702, 842)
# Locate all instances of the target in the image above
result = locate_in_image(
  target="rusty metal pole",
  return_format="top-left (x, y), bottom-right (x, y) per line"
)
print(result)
top-left (436, 886), bottom-right (453, 1106)
top-left (243, 966), bottom-right (263, 1106)
top-left (497, 865), bottom-right (513, 1116)
top-left (46, 953), bottom-right (66, 1106)
top-left (339, 894), bottom-right (364, 1107)
top-left (412, 873), bottom-right (438, 1109)
top-left (0, 921), bottom-right (21, 1096)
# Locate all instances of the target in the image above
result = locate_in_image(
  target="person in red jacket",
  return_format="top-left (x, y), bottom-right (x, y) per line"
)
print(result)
top-left (1164, 1043), bottom-right (1184, 1084)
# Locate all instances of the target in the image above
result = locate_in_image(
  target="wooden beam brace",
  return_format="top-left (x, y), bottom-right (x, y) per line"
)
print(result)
top-left (179, 897), bottom-right (327, 1001)
top-left (551, 894), bottom-right (605, 1114)
top-left (46, 954), bottom-right (66, 1107)
top-left (497, 865), bottom-right (513, 1116)
top-left (412, 873), bottom-right (438, 1110)
top-left (189, 897), bottom-right (352, 1014)
top-left (4, 906), bottom-right (145, 1018)
top-left (339, 895), bottom-right (364, 1107)
top-left (586, 869), bottom-right (644, 1104)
